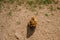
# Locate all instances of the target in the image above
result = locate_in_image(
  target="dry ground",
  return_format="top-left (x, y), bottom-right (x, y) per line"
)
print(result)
top-left (0, 0), bottom-right (60, 40)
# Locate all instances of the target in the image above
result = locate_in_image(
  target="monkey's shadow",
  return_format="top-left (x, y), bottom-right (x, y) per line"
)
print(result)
top-left (26, 24), bottom-right (36, 38)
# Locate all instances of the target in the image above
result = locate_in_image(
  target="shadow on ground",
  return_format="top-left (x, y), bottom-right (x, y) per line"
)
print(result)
top-left (26, 24), bottom-right (36, 38)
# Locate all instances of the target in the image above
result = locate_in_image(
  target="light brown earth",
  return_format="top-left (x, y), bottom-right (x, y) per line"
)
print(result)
top-left (0, 1), bottom-right (60, 40)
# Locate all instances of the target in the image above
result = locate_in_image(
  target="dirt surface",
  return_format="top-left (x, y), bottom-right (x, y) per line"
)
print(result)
top-left (0, 0), bottom-right (60, 40)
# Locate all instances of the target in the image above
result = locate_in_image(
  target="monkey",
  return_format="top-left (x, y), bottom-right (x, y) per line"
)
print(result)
top-left (28, 16), bottom-right (37, 27)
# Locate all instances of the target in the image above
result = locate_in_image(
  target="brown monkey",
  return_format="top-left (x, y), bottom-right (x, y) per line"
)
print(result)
top-left (28, 16), bottom-right (37, 27)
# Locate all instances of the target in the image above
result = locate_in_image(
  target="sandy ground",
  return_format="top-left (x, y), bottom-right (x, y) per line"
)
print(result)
top-left (0, 2), bottom-right (60, 40)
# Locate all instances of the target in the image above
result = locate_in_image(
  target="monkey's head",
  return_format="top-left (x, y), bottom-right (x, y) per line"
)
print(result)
top-left (31, 16), bottom-right (35, 20)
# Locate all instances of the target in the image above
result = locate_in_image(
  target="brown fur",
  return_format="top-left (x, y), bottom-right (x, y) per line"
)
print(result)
top-left (29, 16), bottom-right (37, 27)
